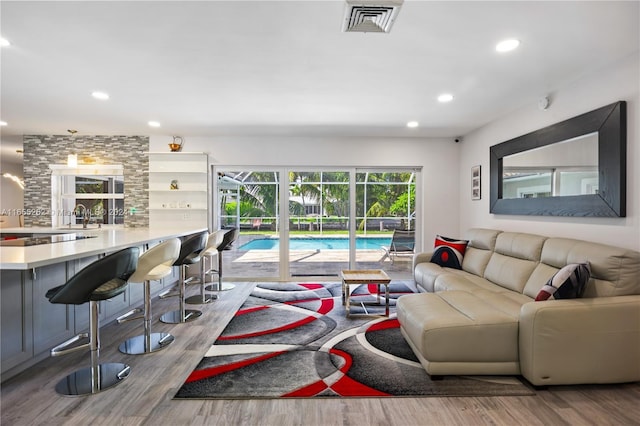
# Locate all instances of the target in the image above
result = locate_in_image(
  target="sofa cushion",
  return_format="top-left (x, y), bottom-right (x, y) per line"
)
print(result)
top-left (535, 262), bottom-right (591, 301)
top-left (523, 263), bottom-right (561, 299)
top-left (481, 232), bottom-right (546, 293)
top-left (414, 261), bottom-right (445, 293)
top-left (430, 235), bottom-right (468, 270)
top-left (465, 228), bottom-right (502, 251)
top-left (484, 252), bottom-right (539, 294)
top-left (472, 289), bottom-right (533, 318)
top-left (460, 229), bottom-right (502, 276)
top-left (493, 232), bottom-right (546, 261)
top-left (461, 246), bottom-right (494, 277)
top-left (433, 272), bottom-right (477, 292)
top-left (434, 271), bottom-right (503, 293)
top-left (397, 291), bottom-right (519, 364)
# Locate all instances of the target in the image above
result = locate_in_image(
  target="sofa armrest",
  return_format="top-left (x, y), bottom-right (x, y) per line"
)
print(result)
top-left (413, 251), bottom-right (433, 271)
top-left (519, 295), bottom-right (640, 386)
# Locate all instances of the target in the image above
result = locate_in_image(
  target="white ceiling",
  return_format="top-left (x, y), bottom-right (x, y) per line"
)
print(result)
top-left (1, 1), bottom-right (638, 163)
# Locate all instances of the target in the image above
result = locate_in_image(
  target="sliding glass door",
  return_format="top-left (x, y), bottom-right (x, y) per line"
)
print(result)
top-left (288, 170), bottom-right (350, 277)
top-left (216, 169), bottom-right (281, 280)
top-left (214, 167), bottom-right (419, 281)
top-left (355, 170), bottom-right (416, 275)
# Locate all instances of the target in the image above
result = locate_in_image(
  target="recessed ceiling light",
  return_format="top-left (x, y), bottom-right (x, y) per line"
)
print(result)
top-left (0, 121), bottom-right (7, 126)
top-left (406, 121), bottom-right (419, 128)
top-left (437, 93), bottom-right (454, 103)
top-left (0, 38), bottom-right (10, 47)
top-left (496, 38), bottom-right (520, 53)
top-left (148, 121), bottom-right (161, 128)
top-left (91, 91), bottom-right (109, 100)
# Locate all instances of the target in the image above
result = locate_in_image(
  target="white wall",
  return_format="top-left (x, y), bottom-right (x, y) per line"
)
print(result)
top-left (459, 53), bottom-right (640, 251)
top-left (149, 135), bottom-right (460, 250)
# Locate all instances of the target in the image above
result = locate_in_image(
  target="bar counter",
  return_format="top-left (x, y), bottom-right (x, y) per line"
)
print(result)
top-left (0, 226), bottom-right (207, 381)
top-left (0, 226), bottom-right (206, 269)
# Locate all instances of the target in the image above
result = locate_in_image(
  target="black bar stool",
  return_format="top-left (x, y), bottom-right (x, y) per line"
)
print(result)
top-left (205, 228), bottom-right (237, 293)
top-left (118, 238), bottom-right (181, 354)
top-left (46, 247), bottom-right (139, 396)
top-left (185, 230), bottom-right (223, 305)
top-left (160, 231), bottom-right (207, 324)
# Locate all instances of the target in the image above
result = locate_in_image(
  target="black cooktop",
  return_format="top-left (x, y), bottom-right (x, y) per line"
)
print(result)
top-left (0, 233), bottom-right (97, 247)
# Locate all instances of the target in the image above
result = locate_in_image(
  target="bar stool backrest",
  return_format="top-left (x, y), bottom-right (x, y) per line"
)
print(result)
top-left (174, 231), bottom-right (208, 266)
top-left (129, 238), bottom-right (181, 283)
top-left (202, 230), bottom-right (225, 256)
top-left (48, 247), bottom-right (139, 305)
top-left (218, 228), bottom-right (238, 252)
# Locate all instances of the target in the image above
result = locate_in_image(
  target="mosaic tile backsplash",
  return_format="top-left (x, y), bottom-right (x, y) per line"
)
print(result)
top-left (23, 135), bottom-right (149, 227)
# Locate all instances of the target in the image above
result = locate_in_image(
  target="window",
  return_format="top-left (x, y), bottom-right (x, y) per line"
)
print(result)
top-left (50, 165), bottom-right (124, 227)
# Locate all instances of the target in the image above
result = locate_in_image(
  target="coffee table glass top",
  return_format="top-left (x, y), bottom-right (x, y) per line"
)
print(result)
top-left (341, 269), bottom-right (391, 283)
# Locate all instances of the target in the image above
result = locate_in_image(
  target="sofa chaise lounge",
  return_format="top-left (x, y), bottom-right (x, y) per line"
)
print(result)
top-left (397, 228), bottom-right (640, 386)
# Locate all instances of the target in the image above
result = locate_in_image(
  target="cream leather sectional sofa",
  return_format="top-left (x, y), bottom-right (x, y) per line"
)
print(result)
top-left (397, 228), bottom-right (640, 386)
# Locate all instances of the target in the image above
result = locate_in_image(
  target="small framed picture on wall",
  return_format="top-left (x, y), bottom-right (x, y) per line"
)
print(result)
top-left (471, 165), bottom-right (481, 200)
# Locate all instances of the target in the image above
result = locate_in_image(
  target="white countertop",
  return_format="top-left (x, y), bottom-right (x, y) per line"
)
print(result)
top-left (0, 226), bottom-right (208, 270)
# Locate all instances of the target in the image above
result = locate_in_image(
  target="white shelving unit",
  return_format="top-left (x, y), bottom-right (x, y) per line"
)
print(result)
top-left (148, 152), bottom-right (209, 228)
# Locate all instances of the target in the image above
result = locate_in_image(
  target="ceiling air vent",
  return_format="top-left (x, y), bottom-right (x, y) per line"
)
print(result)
top-left (342, 0), bottom-right (403, 33)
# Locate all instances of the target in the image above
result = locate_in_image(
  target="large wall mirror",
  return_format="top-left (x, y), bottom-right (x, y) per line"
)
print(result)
top-left (490, 101), bottom-right (626, 217)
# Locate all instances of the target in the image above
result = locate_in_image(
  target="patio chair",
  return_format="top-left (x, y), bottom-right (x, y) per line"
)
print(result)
top-left (380, 229), bottom-right (415, 263)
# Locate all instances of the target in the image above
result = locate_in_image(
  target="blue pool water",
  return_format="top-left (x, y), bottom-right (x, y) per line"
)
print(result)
top-left (240, 237), bottom-right (391, 250)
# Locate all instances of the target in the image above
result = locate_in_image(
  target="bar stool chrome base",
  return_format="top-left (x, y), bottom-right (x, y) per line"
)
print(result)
top-left (160, 309), bottom-right (202, 324)
top-left (185, 293), bottom-right (217, 305)
top-left (205, 283), bottom-right (235, 292)
top-left (118, 332), bottom-right (174, 354)
top-left (54, 362), bottom-right (131, 397)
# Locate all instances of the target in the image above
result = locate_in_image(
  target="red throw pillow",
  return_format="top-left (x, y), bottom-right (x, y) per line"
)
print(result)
top-left (430, 235), bottom-right (469, 270)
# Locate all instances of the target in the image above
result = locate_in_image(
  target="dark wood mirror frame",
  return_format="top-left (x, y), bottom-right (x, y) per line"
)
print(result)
top-left (490, 101), bottom-right (626, 217)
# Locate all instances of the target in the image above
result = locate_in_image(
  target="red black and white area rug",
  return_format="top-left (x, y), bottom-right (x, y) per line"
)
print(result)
top-left (174, 282), bottom-right (533, 399)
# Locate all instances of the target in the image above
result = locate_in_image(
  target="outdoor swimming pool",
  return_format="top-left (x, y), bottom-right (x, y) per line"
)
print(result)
top-left (240, 237), bottom-right (391, 250)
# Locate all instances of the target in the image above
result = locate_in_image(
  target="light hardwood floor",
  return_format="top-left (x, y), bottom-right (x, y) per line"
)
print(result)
top-left (1, 282), bottom-right (639, 426)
